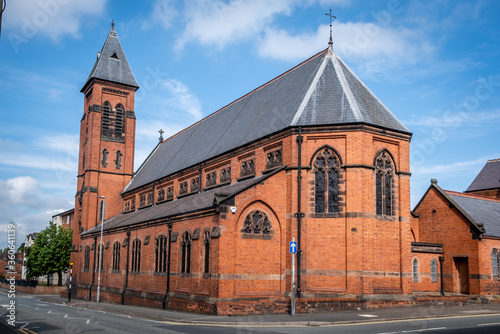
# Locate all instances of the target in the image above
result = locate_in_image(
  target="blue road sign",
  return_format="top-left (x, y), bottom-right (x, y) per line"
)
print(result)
top-left (289, 241), bottom-right (297, 253)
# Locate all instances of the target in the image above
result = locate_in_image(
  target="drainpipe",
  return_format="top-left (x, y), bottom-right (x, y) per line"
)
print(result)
top-left (296, 127), bottom-right (303, 298)
top-left (89, 235), bottom-right (97, 301)
top-left (163, 220), bottom-right (173, 310)
top-left (122, 227), bottom-right (130, 305)
top-left (439, 256), bottom-right (444, 296)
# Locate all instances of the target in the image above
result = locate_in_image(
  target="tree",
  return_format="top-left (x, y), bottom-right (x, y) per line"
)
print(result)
top-left (25, 222), bottom-right (73, 286)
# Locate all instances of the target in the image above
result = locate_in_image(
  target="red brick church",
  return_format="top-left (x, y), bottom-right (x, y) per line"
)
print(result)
top-left (68, 24), bottom-right (500, 314)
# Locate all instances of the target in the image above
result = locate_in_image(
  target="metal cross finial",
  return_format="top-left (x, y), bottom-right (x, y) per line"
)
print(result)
top-left (325, 9), bottom-right (336, 46)
top-left (159, 129), bottom-right (164, 142)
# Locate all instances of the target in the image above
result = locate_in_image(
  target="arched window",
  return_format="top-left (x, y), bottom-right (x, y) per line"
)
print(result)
top-left (101, 102), bottom-right (112, 138)
top-left (203, 231), bottom-right (210, 275)
top-left (493, 249), bottom-right (499, 277)
top-left (101, 102), bottom-right (125, 141)
top-left (112, 241), bottom-right (120, 271)
top-left (181, 231), bottom-right (191, 274)
top-left (114, 104), bottom-right (125, 139)
top-left (155, 235), bottom-right (167, 272)
top-left (84, 245), bottom-right (90, 270)
top-left (115, 150), bottom-right (123, 169)
top-left (313, 147), bottom-right (340, 214)
top-left (412, 258), bottom-right (419, 282)
top-left (243, 210), bottom-right (272, 235)
top-left (131, 238), bottom-right (141, 272)
top-left (101, 149), bottom-right (108, 168)
top-left (375, 150), bottom-right (394, 216)
top-left (431, 259), bottom-right (438, 282)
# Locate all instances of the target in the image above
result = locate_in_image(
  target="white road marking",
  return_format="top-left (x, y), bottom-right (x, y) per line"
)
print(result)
top-left (478, 322), bottom-right (500, 326)
top-left (359, 314), bottom-right (379, 318)
top-left (378, 329), bottom-right (447, 334)
top-left (64, 313), bottom-right (91, 323)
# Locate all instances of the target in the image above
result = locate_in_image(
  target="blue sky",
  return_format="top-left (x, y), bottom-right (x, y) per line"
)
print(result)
top-left (1, 0), bottom-right (499, 249)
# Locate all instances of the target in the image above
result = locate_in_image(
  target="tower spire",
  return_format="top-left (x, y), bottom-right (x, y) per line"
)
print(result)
top-left (325, 9), bottom-right (336, 47)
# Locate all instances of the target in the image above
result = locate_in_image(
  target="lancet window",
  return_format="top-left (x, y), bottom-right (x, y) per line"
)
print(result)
top-left (313, 147), bottom-right (340, 214)
top-left (375, 150), bottom-right (394, 216)
top-left (112, 241), bottom-right (120, 271)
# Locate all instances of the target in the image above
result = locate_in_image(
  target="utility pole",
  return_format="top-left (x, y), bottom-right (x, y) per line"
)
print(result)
top-left (96, 196), bottom-right (105, 303)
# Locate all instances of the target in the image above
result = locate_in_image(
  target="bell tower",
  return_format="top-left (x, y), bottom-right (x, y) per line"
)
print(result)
top-left (76, 22), bottom-right (139, 233)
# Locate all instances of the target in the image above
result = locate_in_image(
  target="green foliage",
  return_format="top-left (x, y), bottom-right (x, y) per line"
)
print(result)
top-left (25, 222), bottom-right (73, 282)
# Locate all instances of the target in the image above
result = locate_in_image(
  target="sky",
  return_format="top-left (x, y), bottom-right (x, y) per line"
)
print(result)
top-left (0, 0), bottom-right (499, 250)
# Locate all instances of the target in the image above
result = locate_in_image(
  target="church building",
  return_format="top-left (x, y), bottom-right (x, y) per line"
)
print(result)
top-left (69, 23), bottom-right (499, 315)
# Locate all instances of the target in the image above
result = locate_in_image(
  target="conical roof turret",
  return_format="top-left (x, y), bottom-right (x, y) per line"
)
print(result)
top-left (81, 21), bottom-right (139, 92)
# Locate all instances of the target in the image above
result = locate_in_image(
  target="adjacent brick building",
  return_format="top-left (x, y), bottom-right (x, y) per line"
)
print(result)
top-left (412, 160), bottom-right (500, 297)
top-left (68, 24), bottom-right (499, 314)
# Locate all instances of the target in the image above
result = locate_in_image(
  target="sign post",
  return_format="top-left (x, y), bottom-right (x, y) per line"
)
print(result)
top-left (290, 238), bottom-right (297, 316)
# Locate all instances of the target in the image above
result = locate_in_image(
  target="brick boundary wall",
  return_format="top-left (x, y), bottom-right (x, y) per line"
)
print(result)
top-left (69, 287), bottom-right (500, 315)
top-left (0, 283), bottom-right (65, 295)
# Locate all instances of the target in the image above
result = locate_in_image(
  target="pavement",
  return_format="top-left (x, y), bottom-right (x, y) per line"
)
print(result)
top-left (28, 293), bottom-right (500, 327)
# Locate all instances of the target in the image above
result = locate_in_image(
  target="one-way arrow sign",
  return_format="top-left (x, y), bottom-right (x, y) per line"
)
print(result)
top-left (289, 241), bottom-right (297, 253)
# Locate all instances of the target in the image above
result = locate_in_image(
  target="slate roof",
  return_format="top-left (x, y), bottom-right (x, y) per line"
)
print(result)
top-left (81, 23), bottom-right (139, 92)
top-left (447, 192), bottom-right (500, 238)
top-left (466, 158), bottom-right (500, 192)
top-left (84, 168), bottom-right (283, 235)
top-left (125, 46), bottom-right (410, 193)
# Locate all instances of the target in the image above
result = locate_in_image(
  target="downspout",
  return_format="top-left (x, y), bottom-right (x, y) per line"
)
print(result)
top-left (296, 127), bottom-right (303, 298)
top-left (89, 235), bottom-right (97, 301)
top-left (439, 256), bottom-right (444, 296)
top-left (121, 227), bottom-right (130, 305)
top-left (163, 220), bottom-right (173, 310)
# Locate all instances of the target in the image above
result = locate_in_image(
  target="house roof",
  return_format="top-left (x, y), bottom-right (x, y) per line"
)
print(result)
top-left (81, 22), bottom-right (139, 92)
top-left (413, 179), bottom-right (500, 238)
top-left (125, 46), bottom-right (410, 193)
top-left (52, 208), bottom-right (75, 219)
top-left (446, 191), bottom-right (500, 238)
top-left (465, 158), bottom-right (500, 192)
top-left (84, 167), bottom-right (284, 235)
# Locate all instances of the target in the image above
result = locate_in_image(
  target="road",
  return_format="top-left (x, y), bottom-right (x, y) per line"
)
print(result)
top-left (1, 292), bottom-right (500, 333)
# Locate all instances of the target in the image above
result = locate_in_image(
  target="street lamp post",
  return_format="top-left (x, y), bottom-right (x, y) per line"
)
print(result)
top-left (96, 196), bottom-right (105, 303)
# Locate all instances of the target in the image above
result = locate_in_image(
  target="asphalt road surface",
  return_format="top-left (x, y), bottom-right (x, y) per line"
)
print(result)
top-left (1, 292), bottom-right (500, 333)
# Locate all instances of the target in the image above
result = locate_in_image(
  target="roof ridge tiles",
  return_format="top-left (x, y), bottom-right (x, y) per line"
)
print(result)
top-left (445, 190), bottom-right (500, 203)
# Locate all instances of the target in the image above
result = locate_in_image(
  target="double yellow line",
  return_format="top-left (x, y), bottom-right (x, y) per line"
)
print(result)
top-left (17, 328), bottom-right (37, 334)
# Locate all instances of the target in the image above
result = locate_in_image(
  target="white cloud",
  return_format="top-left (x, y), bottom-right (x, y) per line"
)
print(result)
top-left (258, 21), bottom-right (435, 74)
top-left (160, 78), bottom-right (203, 119)
top-left (149, 0), bottom-right (179, 30)
top-left (411, 157), bottom-right (490, 176)
top-left (37, 134), bottom-right (79, 155)
top-left (257, 26), bottom-right (329, 62)
top-left (5, 176), bottom-right (39, 204)
top-left (405, 110), bottom-right (500, 128)
top-left (175, 0), bottom-right (294, 50)
top-left (4, 0), bottom-right (107, 45)
top-left (0, 175), bottom-right (73, 249)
